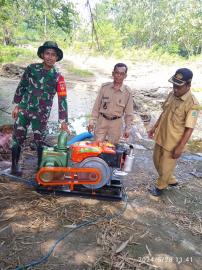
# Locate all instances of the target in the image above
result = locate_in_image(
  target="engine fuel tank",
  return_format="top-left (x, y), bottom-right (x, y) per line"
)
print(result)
top-left (70, 141), bottom-right (116, 163)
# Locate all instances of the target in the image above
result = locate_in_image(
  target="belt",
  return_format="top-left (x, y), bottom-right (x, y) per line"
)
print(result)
top-left (100, 113), bottom-right (121, 120)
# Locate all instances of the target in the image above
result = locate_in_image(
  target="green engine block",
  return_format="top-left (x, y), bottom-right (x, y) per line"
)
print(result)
top-left (40, 131), bottom-right (68, 168)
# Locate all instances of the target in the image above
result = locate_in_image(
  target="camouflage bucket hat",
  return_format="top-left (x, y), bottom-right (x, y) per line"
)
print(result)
top-left (37, 41), bottom-right (63, 61)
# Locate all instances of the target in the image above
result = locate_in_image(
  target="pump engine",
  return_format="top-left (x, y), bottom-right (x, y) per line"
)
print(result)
top-left (36, 132), bottom-right (133, 199)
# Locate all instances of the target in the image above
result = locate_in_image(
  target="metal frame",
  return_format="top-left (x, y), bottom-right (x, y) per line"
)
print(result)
top-left (36, 179), bottom-right (123, 201)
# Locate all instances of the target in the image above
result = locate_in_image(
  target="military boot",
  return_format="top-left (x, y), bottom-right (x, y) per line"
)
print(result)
top-left (11, 145), bottom-right (22, 176)
top-left (37, 145), bottom-right (43, 171)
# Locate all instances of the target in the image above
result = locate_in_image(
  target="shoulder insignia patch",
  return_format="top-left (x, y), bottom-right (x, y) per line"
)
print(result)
top-left (191, 111), bottom-right (198, 117)
top-left (57, 75), bottom-right (67, 97)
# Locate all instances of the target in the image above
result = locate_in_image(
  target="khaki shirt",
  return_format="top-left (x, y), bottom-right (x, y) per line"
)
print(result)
top-left (154, 91), bottom-right (199, 151)
top-left (91, 82), bottom-right (134, 132)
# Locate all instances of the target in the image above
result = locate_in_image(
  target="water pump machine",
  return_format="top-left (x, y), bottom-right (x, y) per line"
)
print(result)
top-left (36, 132), bottom-right (134, 200)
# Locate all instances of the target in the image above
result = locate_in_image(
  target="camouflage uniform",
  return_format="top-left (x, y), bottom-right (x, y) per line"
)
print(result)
top-left (12, 63), bottom-right (68, 147)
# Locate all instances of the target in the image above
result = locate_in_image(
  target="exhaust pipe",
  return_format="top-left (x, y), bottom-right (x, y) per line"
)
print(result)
top-left (124, 144), bottom-right (135, 172)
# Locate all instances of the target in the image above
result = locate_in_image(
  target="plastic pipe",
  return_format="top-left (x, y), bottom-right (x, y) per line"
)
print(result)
top-left (67, 132), bottom-right (94, 146)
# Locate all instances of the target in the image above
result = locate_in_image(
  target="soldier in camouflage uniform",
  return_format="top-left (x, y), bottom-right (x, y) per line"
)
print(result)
top-left (11, 41), bottom-right (68, 176)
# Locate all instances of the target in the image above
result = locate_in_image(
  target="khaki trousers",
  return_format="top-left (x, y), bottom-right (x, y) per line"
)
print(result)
top-left (153, 143), bottom-right (177, 189)
top-left (95, 114), bottom-right (122, 144)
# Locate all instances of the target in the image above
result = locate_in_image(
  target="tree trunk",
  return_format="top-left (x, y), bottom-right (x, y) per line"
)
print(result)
top-left (3, 27), bottom-right (12, 46)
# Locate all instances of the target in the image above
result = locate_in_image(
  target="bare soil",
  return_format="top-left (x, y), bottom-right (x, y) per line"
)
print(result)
top-left (0, 54), bottom-right (202, 270)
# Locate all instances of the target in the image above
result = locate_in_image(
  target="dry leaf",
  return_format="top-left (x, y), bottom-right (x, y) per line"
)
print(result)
top-left (115, 235), bottom-right (133, 253)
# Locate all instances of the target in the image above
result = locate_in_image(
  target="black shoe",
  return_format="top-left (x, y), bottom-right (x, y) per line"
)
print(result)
top-left (169, 182), bottom-right (178, 187)
top-left (37, 145), bottom-right (43, 170)
top-left (11, 145), bottom-right (22, 176)
top-left (148, 187), bottom-right (163, 196)
top-left (11, 165), bottom-right (22, 176)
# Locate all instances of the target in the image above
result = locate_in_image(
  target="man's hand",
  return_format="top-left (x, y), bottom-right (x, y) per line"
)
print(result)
top-left (147, 127), bottom-right (156, 139)
top-left (60, 122), bottom-right (70, 133)
top-left (172, 145), bottom-right (183, 159)
top-left (12, 105), bottom-right (20, 120)
top-left (147, 116), bottom-right (162, 139)
top-left (87, 124), bottom-right (94, 133)
top-left (172, 128), bottom-right (194, 159)
top-left (123, 132), bottom-right (130, 139)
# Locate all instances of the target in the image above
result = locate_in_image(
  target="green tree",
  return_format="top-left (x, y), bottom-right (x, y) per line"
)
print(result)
top-left (0, 0), bottom-right (78, 45)
top-left (84, 0), bottom-right (202, 57)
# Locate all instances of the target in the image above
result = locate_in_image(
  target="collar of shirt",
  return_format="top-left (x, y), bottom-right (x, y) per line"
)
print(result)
top-left (177, 90), bottom-right (192, 101)
top-left (112, 82), bottom-right (125, 92)
top-left (41, 62), bottom-right (56, 73)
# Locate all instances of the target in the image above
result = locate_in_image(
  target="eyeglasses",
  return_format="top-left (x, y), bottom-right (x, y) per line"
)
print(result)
top-left (114, 71), bottom-right (126, 76)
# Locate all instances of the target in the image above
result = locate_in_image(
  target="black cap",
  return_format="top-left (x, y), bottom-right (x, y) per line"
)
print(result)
top-left (168, 68), bottom-right (193, 86)
top-left (37, 41), bottom-right (63, 61)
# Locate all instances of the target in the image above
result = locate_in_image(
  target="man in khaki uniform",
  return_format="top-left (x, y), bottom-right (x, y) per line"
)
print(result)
top-left (88, 63), bottom-right (134, 144)
top-left (148, 68), bottom-right (199, 196)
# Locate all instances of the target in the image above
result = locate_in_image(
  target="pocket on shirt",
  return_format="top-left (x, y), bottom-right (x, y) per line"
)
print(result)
top-left (171, 107), bottom-right (185, 124)
top-left (115, 101), bottom-right (125, 114)
top-left (101, 100), bottom-right (110, 110)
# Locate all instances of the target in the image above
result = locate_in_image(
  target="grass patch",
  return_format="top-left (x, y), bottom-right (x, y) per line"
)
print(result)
top-left (192, 88), bottom-right (202, 92)
top-left (70, 41), bottom-right (202, 65)
top-left (67, 63), bottom-right (94, 77)
top-left (0, 45), bottom-right (35, 64)
top-left (188, 140), bottom-right (202, 153)
top-left (126, 47), bottom-right (186, 64)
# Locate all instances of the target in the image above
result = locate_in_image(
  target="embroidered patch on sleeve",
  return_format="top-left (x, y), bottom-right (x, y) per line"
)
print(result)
top-left (191, 111), bottom-right (198, 117)
top-left (57, 75), bottom-right (67, 97)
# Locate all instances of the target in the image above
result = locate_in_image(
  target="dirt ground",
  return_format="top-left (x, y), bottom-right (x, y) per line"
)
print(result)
top-left (0, 146), bottom-right (202, 270)
top-left (0, 53), bottom-right (202, 270)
